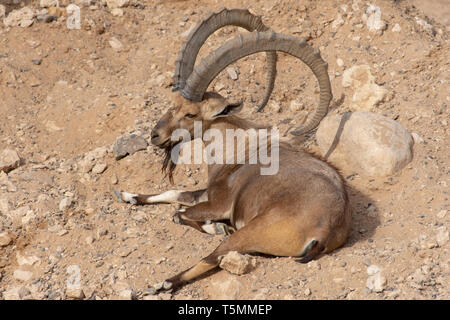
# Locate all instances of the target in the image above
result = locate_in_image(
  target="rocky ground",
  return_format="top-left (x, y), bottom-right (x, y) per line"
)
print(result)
top-left (0, 0), bottom-right (449, 300)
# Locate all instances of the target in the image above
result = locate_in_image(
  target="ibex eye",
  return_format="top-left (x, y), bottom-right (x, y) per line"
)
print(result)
top-left (185, 113), bottom-right (196, 118)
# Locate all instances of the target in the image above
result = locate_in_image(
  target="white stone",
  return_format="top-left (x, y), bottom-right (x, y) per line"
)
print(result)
top-left (66, 288), bottom-right (85, 299)
top-left (392, 23), bottom-right (402, 32)
top-left (106, 0), bottom-right (129, 9)
top-left (21, 210), bottom-right (36, 225)
top-left (289, 100), bottom-right (304, 112)
top-left (226, 67), bottom-right (238, 80)
top-left (411, 132), bottom-right (424, 144)
top-left (109, 37), bottom-right (124, 51)
top-left (336, 58), bottom-right (344, 67)
top-left (16, 252), bottom-right (40, 266)
top-left (367, 264), bottom-right (381, 276)
top-left (118, 289), bottom-right (133, 300)
top-left (111, 8), bottom-right (124, 16)
top-left (10, 206), bottom-right (31, 220)
top-left (0, 149), bottom-right (21, 173)
top-left (366, 272), bottom-right (387, 292)
top-left (3, 7), bottom-right (35, 27)
top-left (219, 251), bottom-right (253, 275)
top-left (59, 197), bottom-right (73, 211)
top-left (316, 111), bottom-right (414, 177)
top-left (39, 0), bottom-right (58, 8)
top-left (0, 198), bottom-right (9, 215)
top-left (342, 65), bottom-right (387, 111)
top-left (437, 210), bottom-right (447, 219)
top-left (74, 0), bottom-right (95, 7)
top-left (208, 275), bottom-right (242, 300)
top-left (269, 101), bottom-right (281, 113)
top-left (19, 18), bottom-right (34, 28)
top-left (0, 4), bottom-right (6, 19)
top-left (78, 157), bottom-right (95, 173)
top-left (415, 16), bottom-right (433, 32)
top-left (91, 162), bottom-right (107, 174)
top-left (436, 226), bottom-right (449, 247)
top-left (85, 235), bottom-right (94, 245)
top-left (331, 13), bottom-right (344, 30)
top-left (13, 269), bottom-right (33, 282)
top-left (364, 5), bottom-right (386, 32)
top-left (0, 172), bottom-right (17, 192)
top-left (0, 231), bottom-right (12, 247)
top-left (2, 287), bottom-right (21, 300)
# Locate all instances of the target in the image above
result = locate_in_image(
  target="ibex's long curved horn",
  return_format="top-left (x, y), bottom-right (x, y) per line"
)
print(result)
top-left (181, 31), bottom-right (332, 136)
top-left (174, 7), bottom-right (277, 112)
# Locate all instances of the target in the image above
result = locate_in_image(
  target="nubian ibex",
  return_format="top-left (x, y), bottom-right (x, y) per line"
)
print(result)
top-left (114, 8), bottom-right (351, 293)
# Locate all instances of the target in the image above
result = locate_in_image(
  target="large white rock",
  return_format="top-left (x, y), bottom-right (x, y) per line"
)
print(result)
top-left (316, 111), bottom-right (414, 177)
top-left (342, 65), bottom-right (387, 111)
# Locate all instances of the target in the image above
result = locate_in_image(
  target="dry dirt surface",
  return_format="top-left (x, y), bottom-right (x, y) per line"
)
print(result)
top-left (0, 0), bottom-right (449, 300)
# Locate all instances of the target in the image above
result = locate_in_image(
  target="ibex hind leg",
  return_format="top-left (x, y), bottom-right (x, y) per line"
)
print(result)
top-left (152, 213), bottom-right (323, 292)
top-left (112, 189), bottom-right (207, 206)
top-left (154, 228), bottom-right (250, 292)
top-left (153, 217), bottom-right (278, 292)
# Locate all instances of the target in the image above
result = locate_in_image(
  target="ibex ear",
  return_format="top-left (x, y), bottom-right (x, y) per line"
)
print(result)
top-left (203, 100), bottom-right (243, 120)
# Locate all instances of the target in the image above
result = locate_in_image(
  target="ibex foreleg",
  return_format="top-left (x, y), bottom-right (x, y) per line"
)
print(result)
top-left (113, 189), bottom-right (207, 206)
top-left (173, 201), bottom-right (236, 235)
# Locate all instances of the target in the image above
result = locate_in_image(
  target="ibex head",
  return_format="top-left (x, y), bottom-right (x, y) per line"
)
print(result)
top-left (151, 92), bottom-right (242, 148)
top-left (151, 8), bottom-right (332, 181)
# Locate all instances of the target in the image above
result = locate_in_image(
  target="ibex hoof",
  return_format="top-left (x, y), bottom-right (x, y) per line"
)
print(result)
top-left (112, 189), bottom-right (124, 203)
top-left (113, 190), bottom-right (138, 205)
top-left (172, 213), bottom-right (184, 225)
top-left (215, 223), bottom-right (233, 236)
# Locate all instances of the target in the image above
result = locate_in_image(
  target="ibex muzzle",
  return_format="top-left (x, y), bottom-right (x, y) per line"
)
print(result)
top-left (115, 8), bottom-right (351, 293)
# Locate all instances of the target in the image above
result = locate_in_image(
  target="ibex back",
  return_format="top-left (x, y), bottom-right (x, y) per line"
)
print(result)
top-left (115, 8), bottom-right (351, 293)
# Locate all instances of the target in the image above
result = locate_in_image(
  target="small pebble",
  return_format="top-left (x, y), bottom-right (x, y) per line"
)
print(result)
top-left (66, 288), bottom-right (85, 300)
top-left (0, 231), bottom-right (12, 247)
top-left (226, 67), bottom-right (238, 80)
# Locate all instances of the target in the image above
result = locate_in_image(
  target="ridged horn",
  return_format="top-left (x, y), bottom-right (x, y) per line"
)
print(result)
top-left (181, 31), bottom-right (332, 136)
top-left (173, 7), bottom-right (277, 112)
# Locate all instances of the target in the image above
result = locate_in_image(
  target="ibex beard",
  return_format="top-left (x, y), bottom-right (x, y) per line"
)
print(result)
top-left (114, 8), bottom-right (352, 294)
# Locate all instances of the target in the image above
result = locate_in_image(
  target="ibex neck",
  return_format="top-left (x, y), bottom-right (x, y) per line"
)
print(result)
top-left (203, 116), bottom-right (278, 178)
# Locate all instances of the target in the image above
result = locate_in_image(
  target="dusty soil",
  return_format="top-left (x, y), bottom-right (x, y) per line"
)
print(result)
top-left (0, 0), bottom-right (449, 300)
